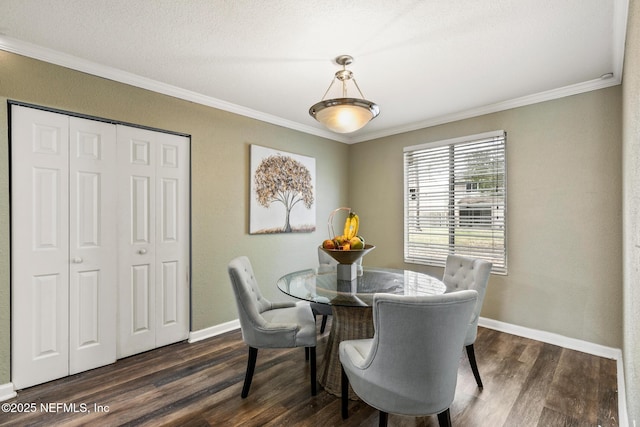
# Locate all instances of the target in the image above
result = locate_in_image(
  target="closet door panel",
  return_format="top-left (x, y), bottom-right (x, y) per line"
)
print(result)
top-left (32, 274), bottom-right (63, 352)
top-left (68, 117), bottom-right (117, 374)
top-left (155, 134), bottom-right (190, 347)
top-left (117, 127), bottom-right (189, 356)
top-left (33, 167), bottom-right (62, 248)
top-left (76, 270), bottom-right (99, 344)
top-left (131, 264), bottom-right (152, 332)
top-left (117, 126), bottom-right (157, 358)
top-left (11, 106), bottom-right (70, 389)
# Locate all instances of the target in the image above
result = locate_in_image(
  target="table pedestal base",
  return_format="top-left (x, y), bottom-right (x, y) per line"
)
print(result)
top-left (319, 305), bottom-right (374, 400)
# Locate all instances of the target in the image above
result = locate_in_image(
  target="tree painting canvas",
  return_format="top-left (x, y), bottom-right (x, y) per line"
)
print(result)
top-left (250, 145), bottom-right (316, 234)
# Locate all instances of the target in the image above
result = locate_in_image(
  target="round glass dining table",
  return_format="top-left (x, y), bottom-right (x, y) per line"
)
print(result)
top-left (277, 266), bottom-right (446, 398)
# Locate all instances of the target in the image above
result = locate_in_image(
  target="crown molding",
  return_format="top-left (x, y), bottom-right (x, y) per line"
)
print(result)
top-left (348, 76), bottom-right (622, 144)
top-left (1, 2), bottom-right (627, 147)
top-left (347, 0), bottom-right (629, 144)
top-left (0, 36), bottom-right (349, 143)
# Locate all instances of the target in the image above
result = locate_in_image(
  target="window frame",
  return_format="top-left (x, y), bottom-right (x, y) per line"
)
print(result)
top-left (403, 130), bottom-right (507, 274)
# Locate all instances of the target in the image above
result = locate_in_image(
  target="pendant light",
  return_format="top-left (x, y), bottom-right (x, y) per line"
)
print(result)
top-left (309, 55), bottom-right (379, 133)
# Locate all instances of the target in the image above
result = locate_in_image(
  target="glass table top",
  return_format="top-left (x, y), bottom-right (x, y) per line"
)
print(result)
top-left (276, 266), bottom-right (447, 307)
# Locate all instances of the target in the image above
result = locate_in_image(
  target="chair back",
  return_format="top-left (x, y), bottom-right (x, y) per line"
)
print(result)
top-left (358, 291), bottom-right (477, 415)
top-left (443, 255), bottom-right (492, 344)
top-left (228, 256), bottom-right (273, 346)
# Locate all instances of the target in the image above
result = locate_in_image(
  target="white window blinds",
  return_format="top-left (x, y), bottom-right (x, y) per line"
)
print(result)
top-left (404, 130), bottom-right (507, 274)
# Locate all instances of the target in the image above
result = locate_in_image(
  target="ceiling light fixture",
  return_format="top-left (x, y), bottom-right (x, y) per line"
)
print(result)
top-left (309, 55), bottom-right (379, 134)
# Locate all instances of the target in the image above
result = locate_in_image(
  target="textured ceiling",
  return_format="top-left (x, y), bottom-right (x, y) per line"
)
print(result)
top-left (0, 0), bottom-right (629, 143)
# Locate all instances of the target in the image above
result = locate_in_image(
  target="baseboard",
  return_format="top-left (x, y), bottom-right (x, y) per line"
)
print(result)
top-left (479, 317), bottom-right (620, 358)
top-left (618, 360), bottom-right (630, 427)
top-left (188, 319), bottom-right (240, 343)
top-left (478, 317), bottom-right (628, 427)
top-left (0, 321), bottom-right (241, 403)
top-left (0, 382), bottom-right (17, 402)
top-left (1, 317), bottom-right (629, 423)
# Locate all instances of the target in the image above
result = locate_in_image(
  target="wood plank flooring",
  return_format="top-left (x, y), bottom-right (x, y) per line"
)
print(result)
top-left (0, 322), bottom-right (619, 426)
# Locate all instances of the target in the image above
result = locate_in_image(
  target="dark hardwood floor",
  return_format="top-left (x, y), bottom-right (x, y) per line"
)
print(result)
top-left (0, 321), bottom-right (619, 427)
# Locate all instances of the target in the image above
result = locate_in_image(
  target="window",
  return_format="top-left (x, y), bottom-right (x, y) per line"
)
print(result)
top-left (404, 130), bottom-right (507, 274)
top-left (465, 182), bottom-right (479, 192)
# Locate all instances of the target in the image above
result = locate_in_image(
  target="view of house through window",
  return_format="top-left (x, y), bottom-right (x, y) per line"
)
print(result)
top-left (403, 130), bottom-right (507, 274)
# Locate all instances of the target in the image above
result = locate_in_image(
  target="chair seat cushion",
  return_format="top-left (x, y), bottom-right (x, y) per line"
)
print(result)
top-left (339, 339), bottom-right (373, 367)
top-left (260, 303), bottom-right (316, 348)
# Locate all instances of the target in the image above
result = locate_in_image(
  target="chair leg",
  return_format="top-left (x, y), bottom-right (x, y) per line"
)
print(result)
top-left (341, 366), bottom-right (349, 419)
top-left (241, 347), bottom-right (258, 398)
top-left (320, 315), bottom-right (328, 333)
top-left (309, 347), bottom-right (317, 396)
top-left (437, 408), bottom-right (452, 427)
top-left (305, 347), bottom-right (309, 361)
top-left (466, 344), bottom-right (483, 388)
top-left (378, 411), bottom-right (389, 427)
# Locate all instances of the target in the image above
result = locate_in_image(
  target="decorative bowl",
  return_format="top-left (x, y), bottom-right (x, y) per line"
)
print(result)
top-left (319, 244), bottom-right (375, 264)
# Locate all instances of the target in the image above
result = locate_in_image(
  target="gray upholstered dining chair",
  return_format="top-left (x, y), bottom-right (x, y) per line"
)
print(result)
top-left (339, 291), bottom-right (478, 427)
top-left (442, 254), bottom-right (492, 388)
top-left (311, 247), bottom-right (337, 333)
top-left (312, 247), bottom-right (364, 333)
top-left (227, 256), bottom-right (317, 398)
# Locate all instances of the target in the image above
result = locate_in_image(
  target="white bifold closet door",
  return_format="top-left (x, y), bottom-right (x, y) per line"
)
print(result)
top-left (116, 126), bottom-right (190, 358)
top-left (11, 106), bottom-right (117, 389)
top-left (11, 105), bottom-right (190, 389)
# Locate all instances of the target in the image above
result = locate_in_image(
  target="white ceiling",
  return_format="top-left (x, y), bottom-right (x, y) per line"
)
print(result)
top-left (0, 0), bottom-right (629, 143)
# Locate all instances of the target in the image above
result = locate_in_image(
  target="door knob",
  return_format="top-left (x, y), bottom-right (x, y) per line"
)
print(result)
top-left (137, 248), bottom-right (147, 255)
top-left (72, 257), bottom-right (83, 264)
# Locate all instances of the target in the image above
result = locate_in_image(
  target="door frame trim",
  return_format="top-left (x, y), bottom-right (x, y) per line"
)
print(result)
top-left (8, 100), bottom-right (190, 137)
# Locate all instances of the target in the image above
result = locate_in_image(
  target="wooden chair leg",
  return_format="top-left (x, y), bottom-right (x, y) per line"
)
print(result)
top-left (466, 344), bottom-right (483, 388)
top-left (378, 411), bottom-right (389, 427)
top-left (309, 347), bottom-right (317, 396)
top-left (341, 366), bottom-right (349, 419)
top-left (320, 315), bottom-right (328, 333)
top-left (241, 347), bottom-right (258, 398)
top-left (437, 408), bottom-right (452, 427)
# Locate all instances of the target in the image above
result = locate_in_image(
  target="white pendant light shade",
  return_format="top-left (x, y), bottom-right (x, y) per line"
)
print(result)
top-left (310, 98), bottom-right (379, 134)
top-left (309, 55), bottom-right (379, 134)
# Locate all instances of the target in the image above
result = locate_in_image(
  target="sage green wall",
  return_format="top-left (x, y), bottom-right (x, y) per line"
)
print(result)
top-left (350, 87), bottom-right (623, 349)
top-left (0, 51), bottom-right (350, 384)
top-left (0, 48), bottom-right (627, 398)
top-left (622, 0), bottom-right (640, 423)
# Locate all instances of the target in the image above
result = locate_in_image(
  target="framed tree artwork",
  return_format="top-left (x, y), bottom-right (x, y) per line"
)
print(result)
top-left (250, 144), bottom-right (316, 234)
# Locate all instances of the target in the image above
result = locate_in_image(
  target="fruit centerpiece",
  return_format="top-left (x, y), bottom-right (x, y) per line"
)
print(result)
top-left (320, 207), bottom-right (375, 279)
